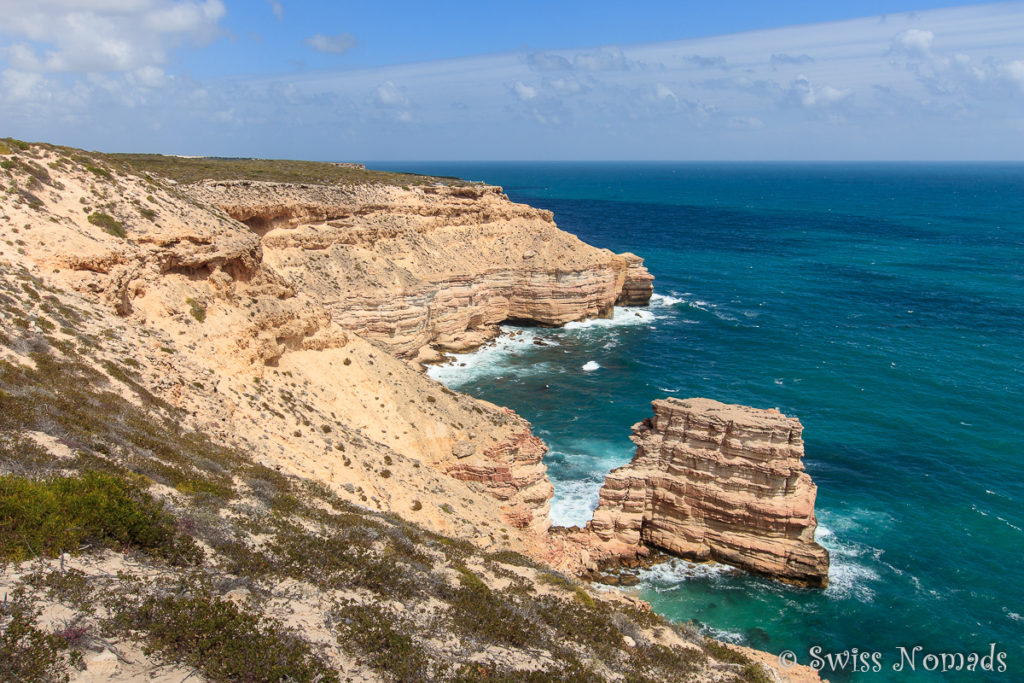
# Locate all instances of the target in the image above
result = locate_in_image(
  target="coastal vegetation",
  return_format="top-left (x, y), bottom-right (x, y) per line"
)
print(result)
top-left (0, 261), bottom-right (763, 682)
top-left (0, 138), bottom-right (775, 681)
top-left (106, 152), bottom-right (472, 188)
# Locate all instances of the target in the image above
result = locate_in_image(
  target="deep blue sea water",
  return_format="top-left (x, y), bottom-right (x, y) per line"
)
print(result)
top-left (375, 162), bottom-right (1024, 681)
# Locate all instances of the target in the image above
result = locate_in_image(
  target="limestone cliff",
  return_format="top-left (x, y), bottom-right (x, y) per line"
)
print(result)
top-left (590, 397), bottom-right (830, 587)
top-left (184, 180), bottom-right (651, 359)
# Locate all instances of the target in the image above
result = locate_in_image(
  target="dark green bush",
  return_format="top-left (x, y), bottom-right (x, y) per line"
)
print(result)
top-left (185, 298), bottom-right (206, 323)
top-left (0, 471), bottom-right (196, 563)
top-left (337, 601), bottom-right (428, 682)
top-left (87, 212), bottom-right (125, 238)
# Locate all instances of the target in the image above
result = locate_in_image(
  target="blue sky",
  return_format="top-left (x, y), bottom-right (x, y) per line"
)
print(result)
top-left (1, 1), bottom-right (1022, 160)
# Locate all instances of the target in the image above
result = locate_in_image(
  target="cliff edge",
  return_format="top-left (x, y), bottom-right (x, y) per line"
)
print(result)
top-left (184, 179), bottom-right (653, 361)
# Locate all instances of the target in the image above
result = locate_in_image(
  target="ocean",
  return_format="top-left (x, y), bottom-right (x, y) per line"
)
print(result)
top-left (374, 161), bottom-right (1024, 681)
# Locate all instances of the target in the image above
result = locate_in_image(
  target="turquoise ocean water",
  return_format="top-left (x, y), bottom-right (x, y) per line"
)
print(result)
top-left (375, 162), bottom-right (1024, 681)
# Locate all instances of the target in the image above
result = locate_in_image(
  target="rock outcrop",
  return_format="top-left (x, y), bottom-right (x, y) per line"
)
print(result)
top-left (615, 252), bottom-right (655, 306)
top-left (185, 180), bottom-right (653, 359)
top-left (590, 397), bottom-right (829, 587)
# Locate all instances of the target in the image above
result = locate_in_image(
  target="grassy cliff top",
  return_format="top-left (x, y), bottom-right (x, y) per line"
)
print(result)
top-left (106, 152), bottom-right (472, 187)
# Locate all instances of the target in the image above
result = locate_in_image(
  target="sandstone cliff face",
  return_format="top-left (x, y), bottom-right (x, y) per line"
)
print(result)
top-left (185, 180), bottom-right (651, 359)
top-left (615, 252), bottom-right (655, 306)
top-left (590, 397), bottom-right (829, 587)
top-left (0, 146), bottom-right (557, 548)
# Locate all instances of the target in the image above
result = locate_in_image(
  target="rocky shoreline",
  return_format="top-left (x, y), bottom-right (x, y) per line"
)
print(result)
top-left (0, 142), bottom-right (824, 681)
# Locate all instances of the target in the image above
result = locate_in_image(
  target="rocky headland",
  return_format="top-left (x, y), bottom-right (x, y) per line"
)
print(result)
top-left (0, 140), bottom-right (821, 681)
top-left (184, 179), bottom-right (648, 362)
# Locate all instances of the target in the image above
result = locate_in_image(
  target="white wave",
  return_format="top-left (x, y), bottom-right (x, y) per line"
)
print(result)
top-left (549, 478), bottom-right (603, 527)
top-left (816, 523), bottom-right (881, 603)
top-left (650, 293), bottom-right (685, 307)
top-left (997, 516), bottom-right (1022, 532)
top-left (637, 558), bottom-right (739, 590)
top-left (582, 360), bottom-right (600, 372)
top-left (656, 386), bottom-right (680, 393)
top-left (1007, 611), bottom-right (1023, 623)
top-left (426, 325), bottom-right (552, 387)
top-left (703, 626), bottom-right (746, 644)
top-left (563, 306), bottom-right (655, 330)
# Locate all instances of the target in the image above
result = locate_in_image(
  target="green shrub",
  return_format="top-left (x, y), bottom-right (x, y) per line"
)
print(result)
top-left (0, 140), bottom-right (11, 155)
top-left (84, 164), bottom-right (112, 180)
top-left (0, 599), bottom-right (77, 683)
top-left (3, 138), bottom-right (30, 152)
top-left (337, 601), bottom-right (428, 682)
top-left (185, 298), bottom-right (206, 323)
top-left (0, 471), bottom-right (195, 564)
top-left (121, 588), bottom-right (338, 682)
top-left (87, 212), bottom-right (125, 239)
top-left (704, 638), bottom-right (751, 665)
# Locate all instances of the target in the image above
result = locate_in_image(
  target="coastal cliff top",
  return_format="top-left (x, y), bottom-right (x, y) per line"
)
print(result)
top-left (108, 153), bottom-right (475, 187)
top-left (4, 139), bottom-right (473, 188)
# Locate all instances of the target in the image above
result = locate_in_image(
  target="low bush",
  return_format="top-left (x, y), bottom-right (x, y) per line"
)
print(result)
top-left (337, 601), bottom-right (428, 682)
top-left (86, 212), bottom-right (125, 239)
top-left (119, 587), bottom-right (338, 682)
top-left (0, 598), bottom-right (78, 682)
top-left (0, 471), bottom-right (196, 564)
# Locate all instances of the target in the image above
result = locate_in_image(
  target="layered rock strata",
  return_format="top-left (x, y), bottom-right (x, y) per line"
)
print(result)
top-left (0, 147), bottom-right (561, 547)
top-left (185, 180), bottom-right (653, 359)
top-left (615, 252), bottom-right (655, 306)
top-left (590, 397), bottom-right (829, 587)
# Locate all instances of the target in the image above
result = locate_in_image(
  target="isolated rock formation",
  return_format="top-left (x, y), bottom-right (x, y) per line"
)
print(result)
top-left (590, 397), bottom-right (829, 587)
top-left (185, 180), bottom-right (652, 359)
top-left (615, 252), bottom-right (655, 306)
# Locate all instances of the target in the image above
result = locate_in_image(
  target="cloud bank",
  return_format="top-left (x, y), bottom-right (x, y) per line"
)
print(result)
top-left (2, 2), bottom-right (1023, 160)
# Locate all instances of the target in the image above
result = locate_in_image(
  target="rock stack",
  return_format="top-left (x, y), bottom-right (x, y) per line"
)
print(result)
top-left (590, 397), bottom-right (829, 587)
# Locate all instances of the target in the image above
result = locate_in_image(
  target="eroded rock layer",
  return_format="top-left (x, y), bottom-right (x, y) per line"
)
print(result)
top-left (615, 252), bottom-right (655, 306)
top-left (185, 180), bottom-right (652, 359)
top-left (590, 397), bottom-right (829, 587)
top-left (0, 148), bottom-right (562, 549)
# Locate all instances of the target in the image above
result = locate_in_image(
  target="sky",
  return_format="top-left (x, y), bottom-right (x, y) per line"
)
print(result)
top-left (1, 1), bottom-right (1022, 160)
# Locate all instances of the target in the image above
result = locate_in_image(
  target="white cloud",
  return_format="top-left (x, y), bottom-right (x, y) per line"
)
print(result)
top-left (892, 28), bottom-right (935, 56)
top-left (304, 32), bottom-right (356, 55)
top-left (1002, 60), bottom-right (1024, 90)
top-left (4, 2), bottom-right (1024, 160)
top-left (268, 0), bottom-right (283, 20)
top-left (547, 78), bottom-right (587, 95)
top-left (0, 0), bottom-right (225, 73)
top-left (787, 74), bottom-right (851, 108)
top-left (526, 52), bottom-right (571, 71)
top-left (1, 68), bottom-right (50, 102)
top-left (572, 47), bottom-right (629, 71)
top-left (374, 81), bottom-right (408, 107)
top-left (770, 53), bottom-right (814, 67)
top-left (512, 81), bottom-right (538, 101)
top-left (727, 115), bottom-right (765, 130)
top-left (654, 83), bottom-right (676, 101)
